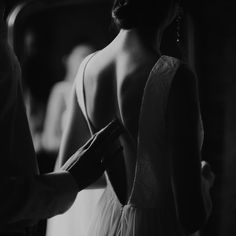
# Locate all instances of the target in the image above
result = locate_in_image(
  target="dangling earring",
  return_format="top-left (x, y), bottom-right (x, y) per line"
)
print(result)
top-left (176, 6), bottom-right (183, 44)
top-left (176, 16), bottom-right (181, 44)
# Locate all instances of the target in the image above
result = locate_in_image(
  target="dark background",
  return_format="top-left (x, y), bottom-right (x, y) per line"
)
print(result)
top-left (6, 0), bottom-right (236, 235)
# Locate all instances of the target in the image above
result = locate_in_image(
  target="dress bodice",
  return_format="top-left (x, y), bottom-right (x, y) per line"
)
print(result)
top-left (75, 54), bottom-right (203, 208)
top-left (75, 54), bottom-right (203, 236)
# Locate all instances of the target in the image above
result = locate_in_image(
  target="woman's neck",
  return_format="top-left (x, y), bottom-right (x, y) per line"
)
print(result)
top-left (116, 28), bottom-right (162, 55)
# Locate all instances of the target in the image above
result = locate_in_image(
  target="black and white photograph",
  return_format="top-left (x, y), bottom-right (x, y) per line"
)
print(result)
top-left (0, 0), bottom-right (236, 236)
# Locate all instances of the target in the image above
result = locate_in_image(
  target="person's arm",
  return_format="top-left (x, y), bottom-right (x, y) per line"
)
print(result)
top-left (0, 12), bottom-right (115, 226)
top-left (57, 85), bottom-right (91, 166)
top-left (0, 20), bottom-right (78, 226)
top-left (0, 171), bottom-right (78, 226)
top-left (0, 117), bottom-right (123, 227)
top-left (166, 64), bottom-right (211, 233)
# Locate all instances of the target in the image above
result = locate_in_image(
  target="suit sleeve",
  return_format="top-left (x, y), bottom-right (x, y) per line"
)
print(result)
top-left (0, 34), bottom-right (78, 227)
top-left (0, 171), bottom-right (78, 226)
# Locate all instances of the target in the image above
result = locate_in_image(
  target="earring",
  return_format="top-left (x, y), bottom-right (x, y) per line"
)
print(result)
top-left (176, 6), bottom-right (183, 44)
top-left (176, 14), bottom-right (181, 44)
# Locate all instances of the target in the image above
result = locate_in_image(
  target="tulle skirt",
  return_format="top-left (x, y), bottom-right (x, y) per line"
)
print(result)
top-left (46, 189), bottom-right (104, 236)
top-left (86, 185), bottom-right (198, 236)
top-left (86, 186), bottom-right (199, 236)
top-left (46, 185), bottom-right (199, 236)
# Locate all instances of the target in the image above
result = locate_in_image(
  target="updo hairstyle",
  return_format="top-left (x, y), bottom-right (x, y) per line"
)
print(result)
top-left (112, 0), bottom-right (179, 30)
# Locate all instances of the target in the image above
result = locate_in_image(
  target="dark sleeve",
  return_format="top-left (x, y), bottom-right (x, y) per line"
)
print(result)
top-left (0, 171), bottom-right (78, 226)
top-left (166, 64), bottom-right (207, 233)
top-left (0, 39), bottom-right (78, 227)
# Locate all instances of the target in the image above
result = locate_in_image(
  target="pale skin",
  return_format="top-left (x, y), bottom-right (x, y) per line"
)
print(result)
top-left (57, 8), bottom-right (214, 235)
top-left (41, 46), bottom-right (94, 152)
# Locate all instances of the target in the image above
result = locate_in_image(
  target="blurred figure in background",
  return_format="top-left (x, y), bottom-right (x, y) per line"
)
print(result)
top-left (32, 45), bottom-right (93, 176)
top-left (22, 29), bottom-right (45, 153)
top-left (41, 44), bottom-right (94, 154)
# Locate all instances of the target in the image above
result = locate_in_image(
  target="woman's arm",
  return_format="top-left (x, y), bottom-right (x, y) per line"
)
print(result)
top-left (56, 84), bottom-right (106, 188)
top-left (166, 64), bottom-right (209, 233)
top-left (57, 85), bottom-right (91, 166)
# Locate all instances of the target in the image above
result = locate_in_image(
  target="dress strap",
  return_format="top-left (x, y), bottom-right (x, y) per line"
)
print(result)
top-left (76, 52), bottom-right (97, 135)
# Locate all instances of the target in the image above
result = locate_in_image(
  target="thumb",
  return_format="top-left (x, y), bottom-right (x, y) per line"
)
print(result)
top-left (201, 161), bottom-right (215, 187)
top-left (201, 161), bottom-right (211, 177)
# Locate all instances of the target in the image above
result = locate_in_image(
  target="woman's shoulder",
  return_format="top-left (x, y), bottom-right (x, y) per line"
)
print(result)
top-left (74, 50), bottom-right (109, 84)
top-left (73, 52), bottom-right (98, 90)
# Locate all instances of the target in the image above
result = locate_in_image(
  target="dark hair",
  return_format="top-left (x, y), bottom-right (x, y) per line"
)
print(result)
top-left (112, 0), bottom-right (179, 30)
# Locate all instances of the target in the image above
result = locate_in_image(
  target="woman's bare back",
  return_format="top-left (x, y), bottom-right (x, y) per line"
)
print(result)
top-left (81, 40), bottom-right (160, 204)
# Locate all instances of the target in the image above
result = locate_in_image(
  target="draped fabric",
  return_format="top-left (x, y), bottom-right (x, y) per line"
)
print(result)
top-left (82, 56), bottom-right (202, 236)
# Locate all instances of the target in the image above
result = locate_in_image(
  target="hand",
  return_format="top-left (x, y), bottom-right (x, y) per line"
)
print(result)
top-left (201, 161), bottom-right (215, 188)
top-left (61, 119), bottom-right (124, 190)
top-left (201, 161), bottom-right (215, 218)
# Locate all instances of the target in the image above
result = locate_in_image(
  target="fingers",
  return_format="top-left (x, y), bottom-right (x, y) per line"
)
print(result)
top-left (63, 119), bottom-right (124, 173)
top-left (81, 118), bottom-right (123, 152)
top-left (90, 119), bottom-right (124, 154)
top-left (201, 161), bottom-right (211, 176)
top-left (82, 133), bottom-right (98, 150)
top-left (201, 160), bottom-right (207, 168)
top-left (61, 149), bottom-right (83, 171)
top-left (99, 118), bottom-right (124, 139)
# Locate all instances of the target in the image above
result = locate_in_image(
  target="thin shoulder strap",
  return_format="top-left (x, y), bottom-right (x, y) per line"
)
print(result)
top-left (76, 52), bottom-right (97, 135)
